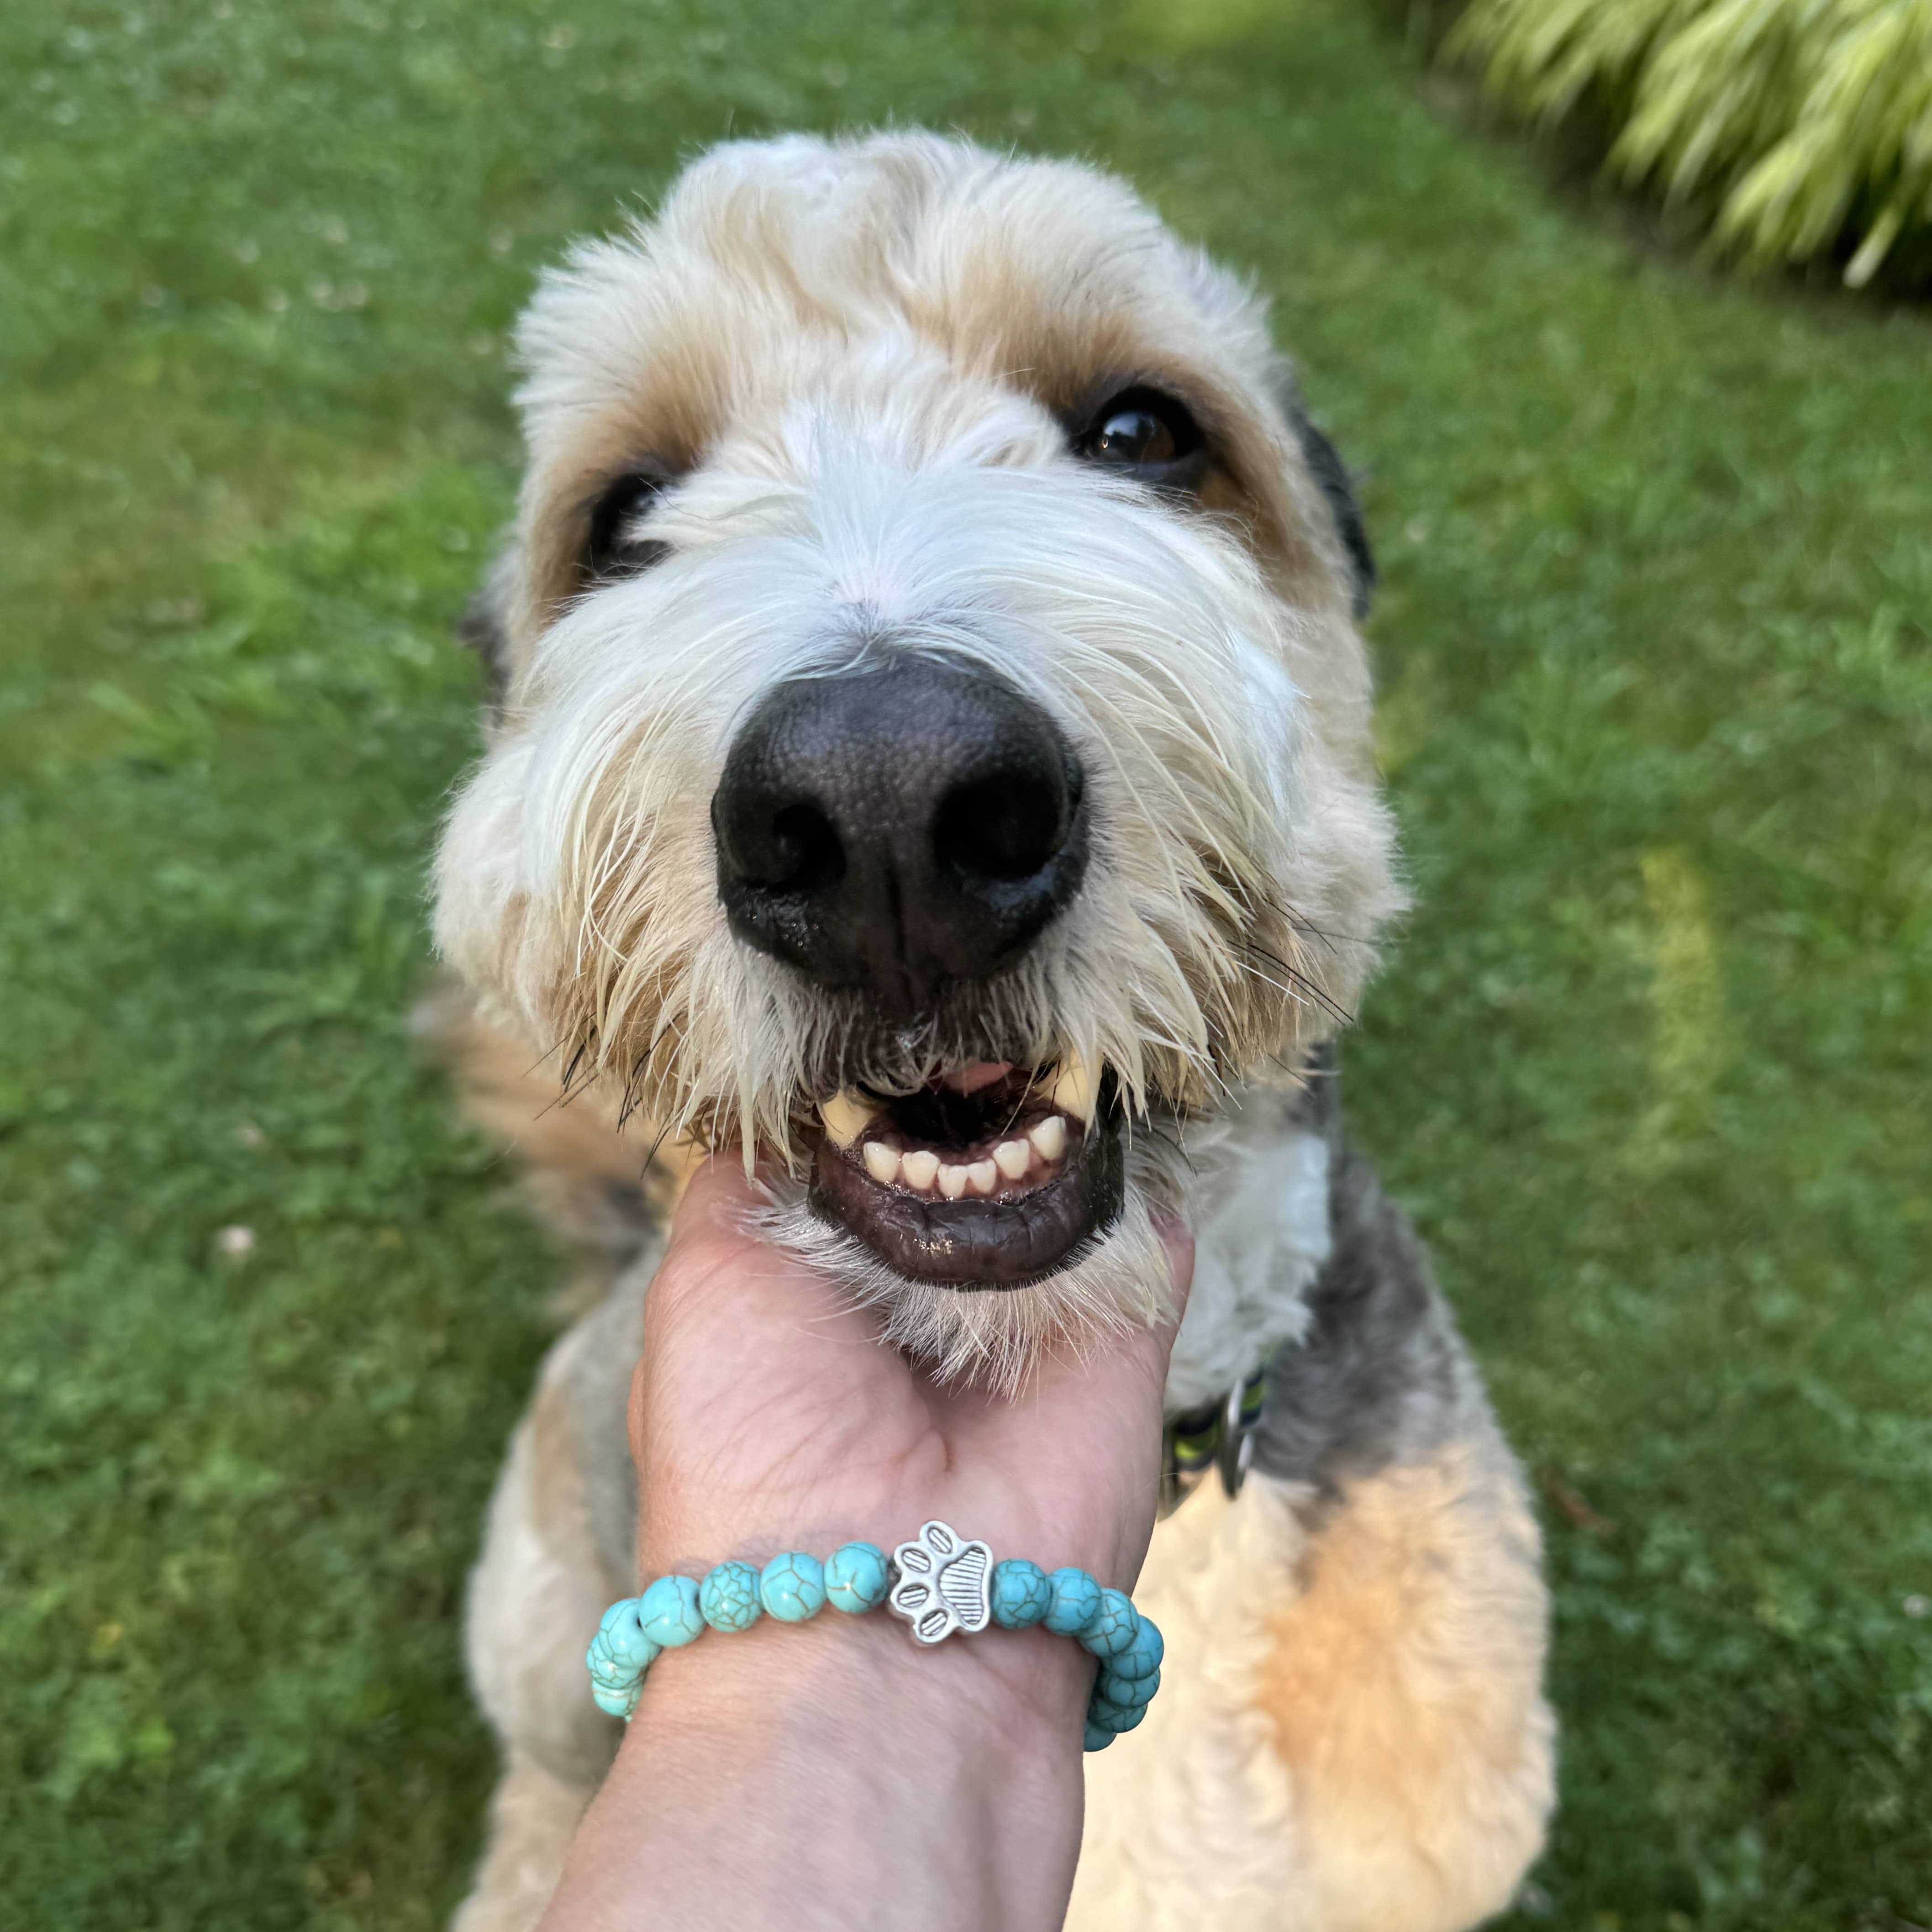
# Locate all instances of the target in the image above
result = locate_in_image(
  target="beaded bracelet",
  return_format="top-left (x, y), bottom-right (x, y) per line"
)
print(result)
top-left (586, 1519), bottom-right (1163, 1753)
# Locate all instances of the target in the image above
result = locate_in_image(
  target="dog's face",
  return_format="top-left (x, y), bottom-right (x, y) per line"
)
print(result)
top-left (437, 133), bottom-right (1400, 1380)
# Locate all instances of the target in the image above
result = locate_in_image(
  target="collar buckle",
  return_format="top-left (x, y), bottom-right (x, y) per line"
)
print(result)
top-left (1158, 1357), bottom-right (1270, 1517)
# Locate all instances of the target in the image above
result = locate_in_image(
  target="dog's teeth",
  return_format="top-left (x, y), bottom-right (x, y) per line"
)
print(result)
top-left (966, 1158), bottom-right (998, 1196)
top-left (901, 1149), bottom-right (940, 1191)
top-left (993, 1138), bottom-right (1032, 1180)
top-left (1028, 1115), bottom-right (1068, 1162)
top-left (937, 1162), bottom-right (971, 1200)
top-left (819, 1090), bottom-right (873, 1150)
top-left (1046, 1052), bottom-right (1095, 1125)
top-left (862, 1141), bottom-right (900, 1185)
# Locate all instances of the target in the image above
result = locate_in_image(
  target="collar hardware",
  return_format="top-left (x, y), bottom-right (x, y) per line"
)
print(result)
top-left (1158, 1356), bottom-right (1270, 1517)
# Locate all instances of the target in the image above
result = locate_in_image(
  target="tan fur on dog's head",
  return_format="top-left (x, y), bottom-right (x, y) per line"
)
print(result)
top-left (435, 132), bottom-right (1402, 1383)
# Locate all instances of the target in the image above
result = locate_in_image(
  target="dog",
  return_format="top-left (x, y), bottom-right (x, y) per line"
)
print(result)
top-left (427, 131), bottom-right (1554, 1932)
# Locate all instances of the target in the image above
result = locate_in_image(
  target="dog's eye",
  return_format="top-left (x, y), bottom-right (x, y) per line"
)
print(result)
top-left (586, 471), bottom-right (673, 578)
top-left (1074, 387), bottom-right (1206, 488)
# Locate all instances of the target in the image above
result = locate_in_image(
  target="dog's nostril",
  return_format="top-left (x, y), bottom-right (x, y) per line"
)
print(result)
top-left (726, 798), bottom-right (844, 894)
top-left (769, 802), bottom-right (844, 893)
top-left (933, 772), bottom-right (1074, 886)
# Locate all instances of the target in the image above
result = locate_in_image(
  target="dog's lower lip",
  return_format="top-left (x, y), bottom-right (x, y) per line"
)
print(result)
top-left (807, 1075), bottom-right (1124, 1289)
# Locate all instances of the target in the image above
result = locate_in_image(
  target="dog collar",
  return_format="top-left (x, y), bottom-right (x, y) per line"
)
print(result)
top-left (1158, 1356), bottom-right (1271, 1517)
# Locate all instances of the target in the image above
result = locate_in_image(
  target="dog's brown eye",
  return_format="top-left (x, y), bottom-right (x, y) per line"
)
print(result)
top-left (586, 471), bottom-right (673, 579)
top-left (1092, 405), bottom-right (1175, 466)
top-left (1074, 387), bottom-right (1206, 488)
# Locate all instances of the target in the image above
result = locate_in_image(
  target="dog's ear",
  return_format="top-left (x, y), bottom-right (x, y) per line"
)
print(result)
top-left (1281, 393), bottom-right (1375, 622)
top-left (456, 552), bottom-right (516, 726)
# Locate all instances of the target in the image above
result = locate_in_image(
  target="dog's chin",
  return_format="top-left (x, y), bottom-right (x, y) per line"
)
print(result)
top-left (744, 1062), bottom-right (1178, 1390)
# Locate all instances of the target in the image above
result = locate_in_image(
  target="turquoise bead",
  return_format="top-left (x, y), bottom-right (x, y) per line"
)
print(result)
top-left (595, 1597), bottom-right (640, 1646)
top-left (700, 1561), bottom-right (763, 1632)
top-left (587, 1628), bottom-right (650, 1685)
top-left (585, 1647), bottom-right (631, 1691)
top-left (1087, 1693), bottom-right (1148, 1734)
top-left (1043, 1566), bottom-right (1102, 1636)
top-left (592, 1678), bottom-right (640, 1720)
top-left (1078, 1587), bottom-right (1140, 1658)
top-left (825, 1542), bottom-right (889, 1612)
top-left (990, 1559), bottom-right (1053, 1628)
top-left (597, 1601), bottom-right (663, 1671)
top-left (1097, 1664), bottom-right (1159, 1710)
top-left (585, 1631), bottom-right (628, 1674)
top-left (760, 1551), bottom-right (827, 1622)
top-left (1083, 1721), bottom-right (1116, 1752)
top-left (1109, 1616), bottom-right (1164, 1682)
top-left (637, 1574), bottom-right (705, 1648)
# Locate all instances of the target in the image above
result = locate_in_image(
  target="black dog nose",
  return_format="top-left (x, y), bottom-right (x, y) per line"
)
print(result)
top-left (712, 658), bottom-right (1087, 1013)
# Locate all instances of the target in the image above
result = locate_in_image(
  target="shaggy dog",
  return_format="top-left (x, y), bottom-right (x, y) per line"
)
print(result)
top-left (429, 131), bottom-right (1554, 1932)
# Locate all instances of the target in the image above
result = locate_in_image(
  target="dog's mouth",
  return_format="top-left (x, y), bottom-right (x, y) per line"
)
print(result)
top-left (807, 1054), bottom-right (1125, 1290)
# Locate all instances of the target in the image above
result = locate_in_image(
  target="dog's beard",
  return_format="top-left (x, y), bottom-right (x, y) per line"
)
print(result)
top-left (438, 459), bottom-right (1389, 1383)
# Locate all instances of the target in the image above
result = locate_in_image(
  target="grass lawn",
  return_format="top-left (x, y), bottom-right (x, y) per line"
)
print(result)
top-left (2, 0), bottom-right (1927, 1926)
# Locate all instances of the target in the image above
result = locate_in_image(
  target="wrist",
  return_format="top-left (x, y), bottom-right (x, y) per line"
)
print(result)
top-left (551, 1605), bottom-right (1090, 1932)
top-left (635, 1595), bottom-right (1092, 1767)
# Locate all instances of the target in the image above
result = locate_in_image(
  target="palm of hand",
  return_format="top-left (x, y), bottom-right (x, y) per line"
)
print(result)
top-left (628, 1161), bottom-right (1187, 1591)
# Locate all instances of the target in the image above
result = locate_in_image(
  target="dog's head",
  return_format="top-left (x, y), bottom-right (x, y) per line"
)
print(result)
top-left (436, 132), bottom-right (1401, 1380)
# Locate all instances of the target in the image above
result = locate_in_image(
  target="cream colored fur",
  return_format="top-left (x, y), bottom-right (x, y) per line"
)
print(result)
top-left (433, 129), bottom-right (1402, 1383)
top-left (1075, 1460), bottom-right (1552, 1932)
top-left (430, 129), bottom-right (1553, 1932)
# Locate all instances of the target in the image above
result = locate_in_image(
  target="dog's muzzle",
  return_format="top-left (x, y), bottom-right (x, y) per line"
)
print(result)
top-left (711, 656), bottom-right (1121, 1287)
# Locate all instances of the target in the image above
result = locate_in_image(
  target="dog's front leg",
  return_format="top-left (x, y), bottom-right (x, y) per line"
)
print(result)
top-left (1072, 1138), bottom-right (1554, 1932)
top-left (455, 1265), bottom-right (648, 1932)
top-left (1250, 1437), bottom-right (1553, 1932)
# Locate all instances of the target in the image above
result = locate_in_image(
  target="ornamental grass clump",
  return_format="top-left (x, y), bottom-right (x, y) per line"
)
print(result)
top-left (1448, 0), bottom-right (1932, 287)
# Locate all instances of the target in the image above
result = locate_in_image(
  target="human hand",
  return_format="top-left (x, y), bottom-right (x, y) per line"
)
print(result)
top-left (539, 1157), bottom-right (1192, 1932)
top-left (630, 1157), bottom-right (1195, 1594)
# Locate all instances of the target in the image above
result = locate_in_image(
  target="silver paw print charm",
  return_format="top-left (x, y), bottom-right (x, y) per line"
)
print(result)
top-left (888, 1521), bottom-right (992, 1644)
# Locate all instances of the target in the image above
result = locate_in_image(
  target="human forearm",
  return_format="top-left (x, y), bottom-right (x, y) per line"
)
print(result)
top-left (539, 1609), bottom-right (1091, 1932)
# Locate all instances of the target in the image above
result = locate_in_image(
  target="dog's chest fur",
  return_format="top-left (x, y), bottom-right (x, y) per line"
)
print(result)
top-left (1165, 1079), bottom-right (1337, 1409)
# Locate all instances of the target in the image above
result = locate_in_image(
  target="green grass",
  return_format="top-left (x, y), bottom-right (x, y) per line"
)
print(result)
top-left (1, 1), bottom-right (1927, 1927)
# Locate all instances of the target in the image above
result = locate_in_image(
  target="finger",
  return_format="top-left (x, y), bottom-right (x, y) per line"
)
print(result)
top-left (662, 1154), bottom-right (777, 1264)
top-left (631, 1159), bottom-right (912, 1524)
top-left (951, 1210), bottom-right (1195, 1459)
top-left (651, 1156), bottom-right (846, 1327)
